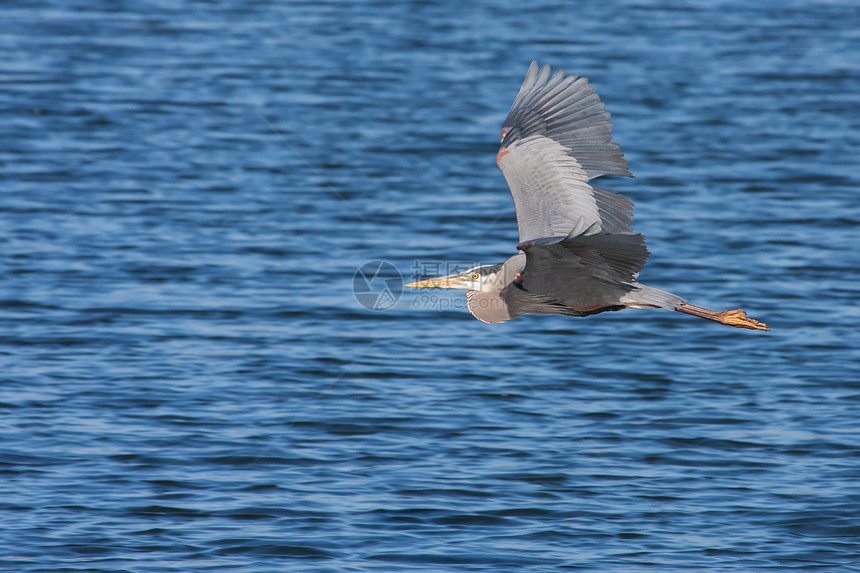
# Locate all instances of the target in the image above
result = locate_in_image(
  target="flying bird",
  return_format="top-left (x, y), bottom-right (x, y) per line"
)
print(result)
top-left (405, 62), bottom-right (767, 331)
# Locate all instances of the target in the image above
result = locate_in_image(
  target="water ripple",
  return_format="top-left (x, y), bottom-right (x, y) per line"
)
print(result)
top-left (2, 0), bottom-right (859, 571)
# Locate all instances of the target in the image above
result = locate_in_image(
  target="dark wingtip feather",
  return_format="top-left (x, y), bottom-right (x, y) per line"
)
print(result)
top-left (502, 62), bottom-right (632, 180)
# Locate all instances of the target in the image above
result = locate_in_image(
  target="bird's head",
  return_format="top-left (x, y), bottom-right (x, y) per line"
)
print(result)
top-left (405, 263), bottom-right (505, 293)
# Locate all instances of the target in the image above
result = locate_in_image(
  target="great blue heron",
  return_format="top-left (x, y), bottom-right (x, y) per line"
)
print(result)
top-left (405, 62), bottom-right (768, 331)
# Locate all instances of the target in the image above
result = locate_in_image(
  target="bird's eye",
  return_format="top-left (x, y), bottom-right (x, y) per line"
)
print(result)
top-left (472, 273), bottom-right (480, 280)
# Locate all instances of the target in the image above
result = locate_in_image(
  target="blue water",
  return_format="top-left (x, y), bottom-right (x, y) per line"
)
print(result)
top-left (2, 1), bottom-right (859, 571)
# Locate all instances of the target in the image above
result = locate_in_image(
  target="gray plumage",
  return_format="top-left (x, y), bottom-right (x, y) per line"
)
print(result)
top-left (496, 61), bottom-right (633, 244)
top-left (501, 61), bottom-right (631, 180)
top-left (466, 233), bottom-right (684, 325)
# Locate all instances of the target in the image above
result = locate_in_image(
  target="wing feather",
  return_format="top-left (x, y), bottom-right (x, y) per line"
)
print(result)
top-left (497, 136), bottom-right (602, 243)
top-left (497, 62), bottom-right (636, 244)
top-left (518, 233), bottom-right (649, 311)
top-left (501, 61), bottom-right (631, 180)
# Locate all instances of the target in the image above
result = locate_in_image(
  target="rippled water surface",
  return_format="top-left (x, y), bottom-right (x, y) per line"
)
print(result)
top-left (2, 1), bottom-right (860, 571)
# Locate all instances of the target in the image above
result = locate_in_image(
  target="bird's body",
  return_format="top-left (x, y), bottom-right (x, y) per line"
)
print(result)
top-left (406, 62), bottom-right (767, 331)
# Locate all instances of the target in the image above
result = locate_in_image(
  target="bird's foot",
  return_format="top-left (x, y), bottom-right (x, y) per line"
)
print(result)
top-left (717, 308), bottom-right (769, 331)
top-left (677, 303), bottom-right (769, 331)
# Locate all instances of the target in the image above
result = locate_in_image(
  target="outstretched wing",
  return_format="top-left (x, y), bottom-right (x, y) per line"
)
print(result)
top-left (518, 232), bottom-right (649, 311)
top-left (497, 62), bottom-right (634, 244)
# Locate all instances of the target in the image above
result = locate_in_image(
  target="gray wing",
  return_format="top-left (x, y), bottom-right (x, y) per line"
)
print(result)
top-left (517, 233), bottom-right (649, 312)
top-left (497, 62), bottom-right (634, 244)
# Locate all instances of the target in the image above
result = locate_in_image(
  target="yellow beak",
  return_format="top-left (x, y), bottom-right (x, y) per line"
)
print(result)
top-left (404, 273), bottom-right (469, 289)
